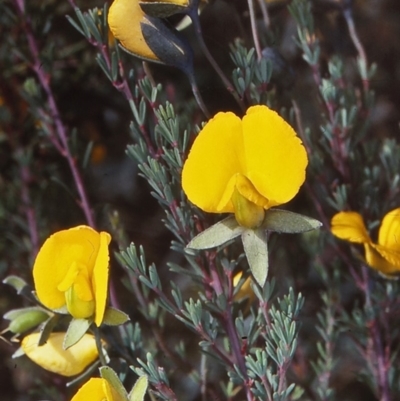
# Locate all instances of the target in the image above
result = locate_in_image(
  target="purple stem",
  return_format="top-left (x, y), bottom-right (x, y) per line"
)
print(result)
top-left (14, 0), bottom-right (95, 228)
top-left (19, 162), bottom-right (39, 257)
top-left (361, 266), bottom-right (391, 401)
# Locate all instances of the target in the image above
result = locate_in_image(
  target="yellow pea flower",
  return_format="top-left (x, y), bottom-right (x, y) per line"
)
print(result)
top-left (108, 0), bottom-right (159, 61)
top-left (71, 369), bottom-right (148, 401)
top-left (182, 105), bottom-right (308, 228)
top-left (21, 332), bottom-right (99, 377)
top-left (233, 271), bottom-right (256, 305)
top-left (331, 208), bottom-right (400, 276)
top-left (33, 226), bottom-right (111, 326)
top-left (71, 378), bottom-right (122, 401)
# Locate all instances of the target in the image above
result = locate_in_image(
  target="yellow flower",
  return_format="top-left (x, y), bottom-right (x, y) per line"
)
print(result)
top-left (182, 105), bottom-right (308, 228)
top-left (71, 378), bottom-right (122, 401)
top-left (21, 332), bottom-right (99, 377)
top-left (33, 226), bottom-right (111, 326)
top-left (108, 0), bottom-right (160, 61)
top-left (233, 271), bottom-right (256, 304)
top-left (331, 208), bottom-right (400, 276)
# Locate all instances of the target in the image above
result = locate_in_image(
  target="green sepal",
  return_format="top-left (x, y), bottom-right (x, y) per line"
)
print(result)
top-left (2, 275), bottom-right (29, 294)
top-left (260, 209), bottom-right (322, 233)
top-left (186, 216), bottom-right (244, 250)
top-left (241, 228), bottom-right (269, 287)
top-left (100, 366), bottom-right (129, 400)
top-left (128, 375), bottom-right (148, 401)
top-left (102, 306), bottom-right (130, 326)
top-left (140, 2), bottom-right (187, 18)
top-left (63, 318), bottom-right (92, 350)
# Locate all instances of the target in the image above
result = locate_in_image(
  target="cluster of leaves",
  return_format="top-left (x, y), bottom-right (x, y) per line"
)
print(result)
top-left (1, 0), bottom-right (400, 401)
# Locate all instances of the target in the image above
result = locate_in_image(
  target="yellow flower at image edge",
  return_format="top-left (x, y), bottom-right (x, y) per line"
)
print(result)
top-left (108, 0), bottom-right (159, 61)
top-left (33, 226), bottom-right (111, 326)
top-left (22, 333), bottom-right (99, 377)
top-left (71, 378), bottom-right (120, 401)
top-left (331, 208), bottom-right (400, 276)
top-left (182, 105), bottom-right (308, 228)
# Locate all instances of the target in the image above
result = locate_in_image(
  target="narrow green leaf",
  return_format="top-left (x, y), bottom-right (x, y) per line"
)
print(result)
top-left (102, 307), bottom-right (130, 326)
top-left (186, 216), bottom-right (244, 250)
top-left (38, 314), bottom-right (60, 346)
top-left (63, 318), bottom-right (91, 350)
top-left (128, 375), bottom-right (148, 401)
top-left (2, 275), bottom-right (28, 294)
top-left (241, 228), bottom-right (269, 287)
top-left (261, 209), bottom-right (322, 233)
top-left (100, 366), bottom-right (129, 400)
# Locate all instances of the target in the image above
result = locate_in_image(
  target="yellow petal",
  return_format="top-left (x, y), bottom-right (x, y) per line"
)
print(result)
top-left (378, 208), bottom-right (400, 250)
top-left (365, 243), bottom-right (400, 276)
top-left (33, 226), bottom-right (101, 311)
top-left (21, 333), bottom-right (99, 377)
top-left (331, 211), bottom-right (371, 243)
top-left (182, 112), bottom-right (245, 213)
top-left (243, 106), bottom-right (308, 207)
top-left (103, 378), bottom-right (125, 401)
top-left (108, 0), bottom-right (159, 61)
top-left (93, 231), bottom-right (112, 326)
top-left (71, 378), bottom-right (107, 401)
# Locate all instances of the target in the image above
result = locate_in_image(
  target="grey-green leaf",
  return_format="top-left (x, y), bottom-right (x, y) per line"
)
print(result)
top-left (128, 375), bottom-right (148, 401)
top-left (100, 366), bottom-right (129, 400)
top-left (241, 228), bottom-right (269, 287)
top-left (186, 216), bottom-right (244, 250)
top-left (102, 307), bottom-right (130, 326)
top-left (63, 318), bottom-right (91, 350)
top-left (261, 209), bottom-right (322, 233)
top-left (2, 275), bottom-right (29, 294)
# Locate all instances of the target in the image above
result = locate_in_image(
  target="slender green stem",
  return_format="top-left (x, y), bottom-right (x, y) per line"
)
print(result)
top-left (248, 0), bottom-right (263, 60)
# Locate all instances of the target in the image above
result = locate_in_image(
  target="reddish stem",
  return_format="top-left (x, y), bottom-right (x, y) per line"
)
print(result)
top-left (14, 0), bottom-right (95, 228)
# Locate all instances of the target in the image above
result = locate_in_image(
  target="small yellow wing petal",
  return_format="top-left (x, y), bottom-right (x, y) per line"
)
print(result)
top-left (378, 208), bottom-right (400, 250)
top-left (331, 211), bottom-right (371, 243)
top-left (93, 231), bottom-right (112, 326)
top-left (22, 332), bottom-right (99, 377)
top-left (243, 105), bottom-right (308, 207)
top-left (108, 0), bottom-right (159, 61)
top-left (182, 111), bottom-right (244, 213)
top-left (365, 243), bottom-right (400, 276)
top-left (71, 378), bottom-right (107, 401)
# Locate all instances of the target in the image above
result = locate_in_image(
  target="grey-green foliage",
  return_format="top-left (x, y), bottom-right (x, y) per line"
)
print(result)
top-left (241, 288), bottom-right (304, 401)
top-left (230, 41), bottom-right (273, 104)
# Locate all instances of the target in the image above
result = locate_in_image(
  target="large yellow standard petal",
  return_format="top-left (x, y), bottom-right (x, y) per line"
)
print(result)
top-left (243, 106), bottom-right (308, 207)
top-left (93, 231), bottom-right (112, 326)
top-left (71, 378), bottom-right (108, 401)
top-left (33, 226), bottom-right (102, 311)
top-left (108, 0), bottom-right (159, 61)
top-left (182, 111), bottom-right (245, 213)
top-left (331, 211), bottom-right (371, 244)
top-left (21, 333), bottom-right (99, 377)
